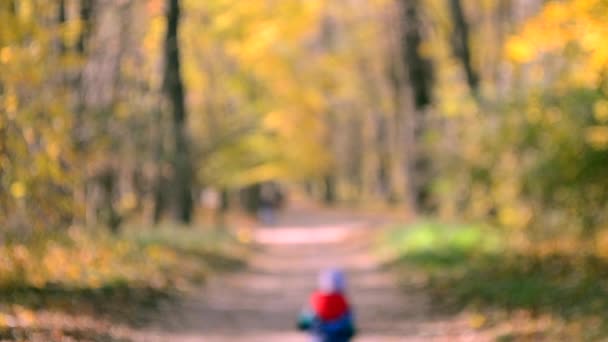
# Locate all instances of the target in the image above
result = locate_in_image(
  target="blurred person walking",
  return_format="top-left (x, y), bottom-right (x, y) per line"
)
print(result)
top-left (257, 182), bottom-right (284, 225)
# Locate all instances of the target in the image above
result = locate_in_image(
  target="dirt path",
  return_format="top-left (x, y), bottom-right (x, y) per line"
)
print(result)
top-left (136, 209), bottom-right (485, 341)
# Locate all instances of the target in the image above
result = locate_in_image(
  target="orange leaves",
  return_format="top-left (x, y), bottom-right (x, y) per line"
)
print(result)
top-left (146, 0), bottom-right (165, 16)
top-left (0, 47), bottom-right (12, 63)
top-left (506, 0), bottom-right (608, 85)
top-left (0, 306), bottom-right (37, 329)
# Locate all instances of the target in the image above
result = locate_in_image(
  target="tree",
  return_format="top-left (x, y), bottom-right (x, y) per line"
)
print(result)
top-left (163, 0), bottom-right (193, 223)
top-left (396, 0), bottom-right (434, 213)
top-left (77, 0), bottom-right (95, 55)
top-left (448, 0), bottom-right (478, 95)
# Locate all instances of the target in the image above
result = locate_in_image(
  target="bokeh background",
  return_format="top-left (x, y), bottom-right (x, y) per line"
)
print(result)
top-left (1, 0), bottom-right (608, 340)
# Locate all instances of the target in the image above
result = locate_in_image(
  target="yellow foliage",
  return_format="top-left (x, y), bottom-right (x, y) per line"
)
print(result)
top-left (179, 0), bottom-right (335, 185)
top-left (4, 92), bottom-right (18, 115)
top-left (119, 192), bottom-right (138, 212)
top-left (236, 227), bottom-right (253, 244)
top-left (0, 47), bottom-right (11, 63)
top-left (468, 313), bottom-right (487, 329)
top-left (585, 126), bottom-right (608, 149)
top-left (505, 37), bottom-right (536, 63)
top-left (60, 18), bottom-right (84, 48)
top-left (595, 230), bottom-right (608, 259)
top-left (0, 226), bottom-right (241, 292)
top-left (0, 313), bottom-right (14, 328)
top-left (594, 100), bottom-right (608, 123)
top-left (10, 182), bottom-right (26, 198)
top-left (236, 163), bottom-right (287, 185)
top-left (498, 204), bottom-right (532, 229)
top-left (46, 141), bottom-right (60, 160)
top-left (507, 0), bottom-right (608, 87)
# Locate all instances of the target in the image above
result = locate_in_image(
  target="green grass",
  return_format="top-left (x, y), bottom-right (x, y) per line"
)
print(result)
top-left (379, 220), bottom-right (608, 340)
top-left (380, 220), bottom-right (502, 268)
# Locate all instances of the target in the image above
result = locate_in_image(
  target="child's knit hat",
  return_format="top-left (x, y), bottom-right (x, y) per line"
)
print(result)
top-left (318, 268), bottom-right (346, 293)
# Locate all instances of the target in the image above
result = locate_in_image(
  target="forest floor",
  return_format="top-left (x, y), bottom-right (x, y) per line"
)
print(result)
top-left (135, 205), bottom-right (485, 341)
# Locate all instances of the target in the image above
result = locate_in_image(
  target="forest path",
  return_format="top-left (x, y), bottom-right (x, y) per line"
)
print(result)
top-left (136, 207), bottom-right (485, 341)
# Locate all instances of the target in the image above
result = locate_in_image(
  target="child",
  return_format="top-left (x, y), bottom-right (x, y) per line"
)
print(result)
top-left (297, 268), bottom-right (356, 342)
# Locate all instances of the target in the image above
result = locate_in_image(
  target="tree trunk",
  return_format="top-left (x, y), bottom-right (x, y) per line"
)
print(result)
top-left (323, 174), bottom-right (336, 204)
top-left (98, 168), bottom-right (121, 233)
top-left (397, 0), bottom-right (434, 213)
top-left (402, 0), bottom-right (433, 110)
top-left (152, 107), bottom-right (167, 224)
top-left (152, 168), bottom-right (167, 224)
top-left (448, 0), bottom-right (479, 95)
top-left (163, 0), bottom-right (193, 223)
top-left (77, 0), bottom-right (94, 54)
top-left (57, 0), bottom-right (67, 54)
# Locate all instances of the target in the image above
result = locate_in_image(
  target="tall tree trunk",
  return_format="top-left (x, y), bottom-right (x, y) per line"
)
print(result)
top-left (57, 0), bottom-right (67, 54)
top-left (77, 0), bottom-right (94, 54)
top-left (402, 0), bottom-right (433, 110)
top-left (322, 111), bottom-right (337, 204)
top-left (163, 0), bottom-right (193, 223)
top-left (448, 0), bottom-right (479, 95)
top-left (398, 0), bottom-right (434, 213)
top-left (73, 0), bottom-right (97, 228)
top-left (152, 108), bottom-right (167, 224)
